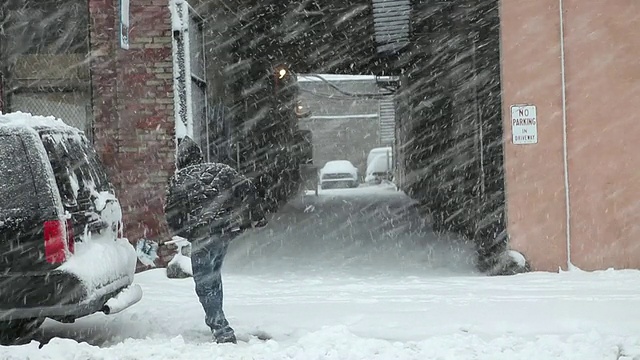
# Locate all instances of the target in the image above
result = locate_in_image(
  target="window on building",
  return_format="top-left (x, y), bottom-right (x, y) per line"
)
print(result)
top-left (0, 0), bottom-right (92, 139)
top-left (1, 0), bottom-right (88, 57)
top-left (10, 90), bottom-right (92, 135)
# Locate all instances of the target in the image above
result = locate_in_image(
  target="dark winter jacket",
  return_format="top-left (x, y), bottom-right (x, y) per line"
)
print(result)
top-left (164, 137), bottom-right (267, 241)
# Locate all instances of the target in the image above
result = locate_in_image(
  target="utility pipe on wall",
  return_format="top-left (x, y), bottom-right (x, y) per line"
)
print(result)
top-left (558, 0), bottom-right (573, 269)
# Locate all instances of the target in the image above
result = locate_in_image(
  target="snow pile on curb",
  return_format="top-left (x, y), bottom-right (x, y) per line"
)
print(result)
top-left (7, 325), bottom-right (640, 359)
top-left (5, 268), bottom-right (640, 359)
top-left (507, 250), bottom-right (527, 268)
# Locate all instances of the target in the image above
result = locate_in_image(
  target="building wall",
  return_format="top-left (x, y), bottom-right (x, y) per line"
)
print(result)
top-left (299, 117), bottom-right (379, 176)
top-left (298, 78), bottom-right (383, 175)
top-left (89, 0), bottom-right (175, 246)
top-left (501, 0), bottom-right (640, 271)
top-left (0, 1), bottom-right (92, 136)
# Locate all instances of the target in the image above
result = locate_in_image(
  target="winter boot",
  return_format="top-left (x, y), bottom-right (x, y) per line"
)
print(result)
top-left (213, 327), bottom-right (237, 344)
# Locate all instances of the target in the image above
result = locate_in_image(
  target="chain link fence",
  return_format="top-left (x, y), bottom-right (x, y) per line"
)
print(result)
top-left (9, 89), bottom-right (93, 139)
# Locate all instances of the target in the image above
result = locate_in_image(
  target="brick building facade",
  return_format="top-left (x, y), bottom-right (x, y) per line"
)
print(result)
top-left (1, 0), bottom-right (181, 254)
top-left (0, 0), bottom-right (297, 262)
top-left (89, 0), bottom-right (176, 245)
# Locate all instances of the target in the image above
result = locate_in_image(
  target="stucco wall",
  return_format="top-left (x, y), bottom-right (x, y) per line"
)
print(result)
top-left (501, 0), bottom-right (640, 271)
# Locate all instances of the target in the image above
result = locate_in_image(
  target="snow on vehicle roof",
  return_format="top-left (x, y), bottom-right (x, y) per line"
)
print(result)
top-left (0, 111), bottom-right (80, 132)
top-left (321, 160), bottom-right (357, 174)
top-left (324, 160), bottom-right (355, 168)
top-left (369, 146), bottom-right (392, 153)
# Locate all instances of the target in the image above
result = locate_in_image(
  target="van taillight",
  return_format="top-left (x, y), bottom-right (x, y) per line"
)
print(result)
top-left (44, 219), bottom-right (74, 264)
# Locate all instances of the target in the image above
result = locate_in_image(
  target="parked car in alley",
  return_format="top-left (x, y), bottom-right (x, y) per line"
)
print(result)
top-left (0, 112), bottom-right (140, 343)
top-left (318, 160), bottom-right (359, 189)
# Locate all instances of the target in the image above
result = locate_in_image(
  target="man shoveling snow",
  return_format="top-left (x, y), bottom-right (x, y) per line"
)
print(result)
top-left (164, 136), bottom-right (267, 344)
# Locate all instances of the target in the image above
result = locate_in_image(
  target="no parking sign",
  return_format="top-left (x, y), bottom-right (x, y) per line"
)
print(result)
top-left (511, 104), bottom-right (538, 145)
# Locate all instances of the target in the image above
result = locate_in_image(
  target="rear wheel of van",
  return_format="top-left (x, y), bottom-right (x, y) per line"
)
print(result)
top-left (0, 318), bottom-right (44, 344)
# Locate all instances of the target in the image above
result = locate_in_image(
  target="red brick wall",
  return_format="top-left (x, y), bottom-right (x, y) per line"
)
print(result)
top-left (89, 0), bottom-right (175, 248)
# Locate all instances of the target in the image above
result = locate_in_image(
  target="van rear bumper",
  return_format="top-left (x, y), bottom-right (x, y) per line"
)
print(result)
top-left (0, 271), bottom-right (127, 322)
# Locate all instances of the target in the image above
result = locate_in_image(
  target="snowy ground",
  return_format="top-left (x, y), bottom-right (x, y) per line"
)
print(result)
top-left (3, 185), bottom-right (640, 359)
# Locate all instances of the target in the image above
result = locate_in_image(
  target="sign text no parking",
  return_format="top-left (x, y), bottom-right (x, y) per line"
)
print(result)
top-left (510, 104), bottom-right (538, 145)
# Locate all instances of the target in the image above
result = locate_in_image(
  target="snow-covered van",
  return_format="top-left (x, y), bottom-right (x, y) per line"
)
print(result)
top-left (365, 153), bottom-right (393, 185)
top-left (366, 146), bottom-right (392, 168)
top-left (0, 112), bottom-right (140, 343)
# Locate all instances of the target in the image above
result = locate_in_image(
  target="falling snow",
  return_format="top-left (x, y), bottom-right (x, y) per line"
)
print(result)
top-left (1, 0), bottom-right (638, 359)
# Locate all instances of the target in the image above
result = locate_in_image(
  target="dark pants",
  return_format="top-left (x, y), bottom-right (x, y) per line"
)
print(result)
top-left (191, 233), bottom-right (235, 339)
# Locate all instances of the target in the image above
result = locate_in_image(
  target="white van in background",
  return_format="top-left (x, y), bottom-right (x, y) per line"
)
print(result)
top-left (366, 146), bottom-right (392, 167)
top-left (365, 147), bottom-right (393, 184)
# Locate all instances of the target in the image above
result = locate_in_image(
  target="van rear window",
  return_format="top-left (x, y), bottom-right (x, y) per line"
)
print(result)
top-left (0, 135), bottom-right (38, 210)
top-left (40, 132), bottom-right (110, 209)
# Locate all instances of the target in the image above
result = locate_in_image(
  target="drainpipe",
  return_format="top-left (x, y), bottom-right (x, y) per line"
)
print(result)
top-left (472, 37), bottom-right (486, 199)
top-left (558, 0), bottom-right (573, 270)
top-left (0, 73), bottom-right (4, 113)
